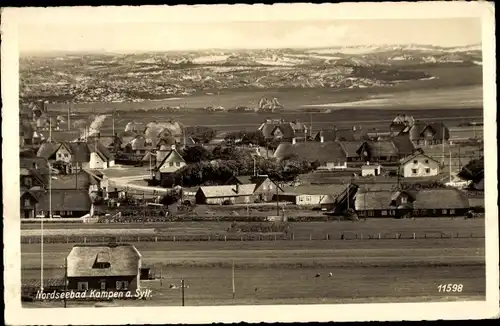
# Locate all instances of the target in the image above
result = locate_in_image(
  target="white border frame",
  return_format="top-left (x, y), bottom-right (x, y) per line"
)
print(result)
top-left (2, 3), bottom-right (498, 324)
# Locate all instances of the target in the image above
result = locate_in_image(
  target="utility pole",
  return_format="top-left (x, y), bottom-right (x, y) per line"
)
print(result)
top-left (458, 143), bottom-right (462, 171)
top-left (441, 124), bottom-right (445, 165)
top-left (449, 149), bottom-right (452, 183)
top-left (276, 179), bottom-right (280, 217)
top-left (181, 279), bottom-right (185, 306)
top-left (67, 104), bottom-right (71, 131)
top-left (232, 260), bottom-right (236, 302)
top-left (64, 257), bottom-right (68, 308)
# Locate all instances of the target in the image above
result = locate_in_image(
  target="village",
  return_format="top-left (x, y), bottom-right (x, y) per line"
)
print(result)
top-left (19, 101), bottom-right (485, 224)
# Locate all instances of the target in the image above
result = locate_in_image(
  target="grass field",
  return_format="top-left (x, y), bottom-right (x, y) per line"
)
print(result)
top-left (21, 238), bottom-right (486, 307)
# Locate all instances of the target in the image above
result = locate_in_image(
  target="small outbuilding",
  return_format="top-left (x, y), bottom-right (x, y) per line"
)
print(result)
top-left (361, 162), bottom-right (381, 177)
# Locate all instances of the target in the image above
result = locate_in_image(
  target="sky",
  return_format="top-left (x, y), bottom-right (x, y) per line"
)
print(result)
top-left (16, 11), bottom-right (482, 53)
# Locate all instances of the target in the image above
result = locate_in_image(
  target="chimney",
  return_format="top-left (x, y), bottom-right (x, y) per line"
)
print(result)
top-left (352, 126), bottom-right (356, 131)
top-left (171, 144), bottom-right (176, 150)
top-left (366, 161), bottom-right (370, 166)
top-left (235, 183), bottom-right (240, 194)
top-left (292, 137), bottom-right (296, 145)
top-left (33, 162), bottom-right (38, 169)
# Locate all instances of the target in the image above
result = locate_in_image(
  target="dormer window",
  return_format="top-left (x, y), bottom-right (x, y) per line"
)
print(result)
top-left (401, 196), bottom-right (407, 204)
top-left (93, 251), bottom-right (111, 269)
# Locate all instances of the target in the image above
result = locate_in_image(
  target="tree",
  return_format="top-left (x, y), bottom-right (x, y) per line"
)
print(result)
top-left (224, 130), bottom-right (266, 146)
top-left (182, 145), bottom-right (211, 163)
top-left (185, 126), bottom-right (217, 144)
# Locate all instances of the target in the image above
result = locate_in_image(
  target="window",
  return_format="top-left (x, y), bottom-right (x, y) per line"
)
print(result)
top-left (24, 178), bottom-right (32, 187)
top-left (175, 162), bottom-right (180, 166)
top-left (24, 199), bottom-right (30, 206)
top-left (401, 197), bottom-right (407, 204)
top-left (58, 153), bottom-right (62, 157)
top-left (450, 209), bottom-right (455, 215)
top-left (368, 211), bottom-right (374, 217)
top-left (169, 162), bottom-right (174, 167)
top-left (64, 153), bottom-right (69, 158)
top-left (413, 160), bottom-right (418, 164)
top-left (77, 282), bottom-right (88, 291)
top-left (269, 184), bottom-right (273, 190)
top-left (425, 159), bottom-right (429, 164)
top-left (442, 209), bottom-right (448, 215)
top-left (425, 168), bottom-right (431, 174)
top-left (411, 169), bottom-right (418, 174)
top-left (100, 281), bottom-right (106, 290)
top-left (67, 211), bottom-right (73, 216)
top-left (381, 210), bottom-right (387, 216)
top-left (116, 281), bottom-right (129, 290)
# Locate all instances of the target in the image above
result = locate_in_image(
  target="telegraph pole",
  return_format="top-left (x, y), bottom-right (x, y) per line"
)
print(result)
top-left (181, 279), bottom-right (185, 306)
top-left (64, 257), bottom-right (68, 308)
top-left (232, 260), bottom-right (236, 302)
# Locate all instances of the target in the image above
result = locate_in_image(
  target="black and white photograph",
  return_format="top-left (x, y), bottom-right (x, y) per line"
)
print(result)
top-left (2, 2), bottom-right (498, 324)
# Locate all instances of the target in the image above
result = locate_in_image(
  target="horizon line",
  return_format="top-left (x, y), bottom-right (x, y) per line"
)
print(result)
top-left (20, 42), bottom-right (482, 56)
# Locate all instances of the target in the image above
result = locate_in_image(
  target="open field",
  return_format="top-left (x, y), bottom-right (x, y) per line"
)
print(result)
top-left (22, 238), bottom-right (485, 306)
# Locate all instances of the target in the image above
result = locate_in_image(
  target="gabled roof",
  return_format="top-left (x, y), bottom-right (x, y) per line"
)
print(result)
top-left (36, 189), bottom-right (92, 211)
top-left (338, 141), bottom-right (363, 158)
top-left (390, 134), bottom-right (416, 156)
top-left (59, 142), bottom-right (91, 162)
top-left (50, 172), bottom-right (91, 190)
top-left (271, 124), bottom-right (296, 139)
top-left (359, 140), bottom-right (398, 157)
top-left (231, 175), bottom-right (283, 192)
top-left (20, 167), bottom-right (47, 187)
top-left (20, 157), bottom-right (50, 175)
top-left (413, 189), bottom-right (470, 209)
top-left (37, 143), bottom-right (59, 159)
top-left (156, 148), bottom-right (186, 171)
top-left (67, 244), bottom-right (141, 278)
top-left (197, 184), bottom-right (257, 198)
top-left (274, 141), bottom-right (347, 163)
top-left (354, 190), bottom-right (395, 210)
top-left (400, 152), bottom-right (440, 165)
top-left (88, 142), bottom-right (115, 161)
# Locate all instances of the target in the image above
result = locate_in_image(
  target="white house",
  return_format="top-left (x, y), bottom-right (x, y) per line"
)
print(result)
top-left (399, 152), bottom-right (440, 178)
top-left (154, 145), bottom-right (187, 182)
top-left (361, 162), bottom-right (382, 177)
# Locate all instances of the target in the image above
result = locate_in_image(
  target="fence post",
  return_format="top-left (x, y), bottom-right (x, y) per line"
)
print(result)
top-left (224, 235), bottom-right (227, 242)
top-left (28, 238), bottom-right (31, 244)
top-left (470, 232), bottom-right (473, 238)
top-left (173, 236), bottom-right (176, 242)
top-left (138, 236), bottom-right (140, 242)
top-left (208, 235), bottom-right (210, 241)
top-left (378, 233), bottom-right (381, 240)
top-left (274, 235), bottom-right (277, 241)
top-left (309, 234), bottom-right (312, 241)
top-left (241, 235), bottom-right (243, 241)
top-left (84, 236), bottom-right (87, 244)
top-left (412, 233), bottom-right (416, 239)
top-left (355, 233), bottom-right (358, 240)
top-left (360, 233), bottom-right (363, 240)
top-left (456, 232), bottom-right (459, 238)
top-left (66, 236), bottom-right (69, 244)
top-left (292, 233), bottom-right (295, 241)
top-left (155, 236), bottom-right (158, 242)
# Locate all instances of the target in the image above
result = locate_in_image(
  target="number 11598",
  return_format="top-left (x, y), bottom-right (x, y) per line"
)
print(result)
top-left (438, 284), bottom-right (463, 292)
